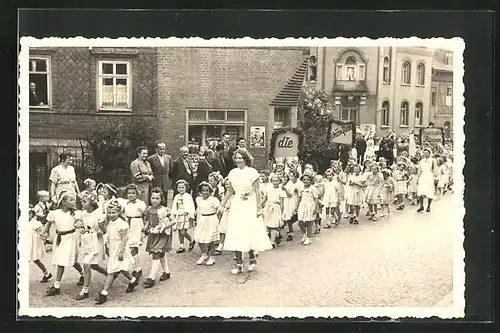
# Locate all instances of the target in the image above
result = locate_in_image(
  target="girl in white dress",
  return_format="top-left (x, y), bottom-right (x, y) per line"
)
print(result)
top-left (394, 162), bottom-right (408, 210)
top-left (331, 161), bottom-right (346, 221)
top-left (172, 180), bottom-right (196, 253)
top-left (124, 184), bottom-right (147, 280)
top-left (346, 164), bottom-right (366, 224)
top-left (282, 171), bottom-right (302, 241)
top-left (28, 206), bottom-right (52, 283)
top-left (364, 137), bottom-right (376, 162)
top-left (215, 178), bottom-right (232, 254)
top-left (365, 163), bottom-right (384, 221)
top-left (75, 195), bottom-right (107, 300)
top-left (43, 191), bottom-right (85, 296)
top-left (417, 148), bottom-right (437, 212)
top-left (95, 200), bottom-right (138, 305)
top-left (194, 182), bottom-right (221, 266)
top-left (297, 172), bottom-right (319, 246)
top-left (436, 156), bottom-right (449, 199)
top-left (322, 169), bottom-right (340, 228)
top-left (262, 174), bottom-right (286, 248)
top-left (407, 165), bottom-right (419, 205)
top-left (218, 149), bottom-right (272, 275)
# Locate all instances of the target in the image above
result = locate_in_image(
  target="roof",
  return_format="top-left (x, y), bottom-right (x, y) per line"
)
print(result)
top-left (270, 58), bottom-right (308, 107)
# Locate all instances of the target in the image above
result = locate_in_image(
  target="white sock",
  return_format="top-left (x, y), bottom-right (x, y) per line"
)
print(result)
top-left (129, 276), bottom-right (136, 284)
top-left (160, 257), bottom-right (170, 273)
top-left (81, 286), bottom-right (89, 294)
top-left (53, 280), bottom-right (60, 289)
top-left (148, 260), bottom-right (160, 280)
top-left (101, 289), bottom-right (108, 296)
top-left (133, 254), bottom-right (141, 272)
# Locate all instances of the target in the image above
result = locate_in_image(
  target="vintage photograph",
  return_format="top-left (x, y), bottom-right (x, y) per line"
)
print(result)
top-left (18, 37), bottom-right (465, 318)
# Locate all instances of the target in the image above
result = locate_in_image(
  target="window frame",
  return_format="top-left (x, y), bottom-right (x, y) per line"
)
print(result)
top-left (444, 52), bottom-right (453, 66)
top-left (382, 56), bottom-right (390, 84)
top-left (358, 64), bottom-right (365, 81)
top-left (29, 56), bottom-right (52, 110)
top-left (186, 109), bottom-right (248, 146)
top-left (381, 101), bottom-right (390, 127)
top-left (400, 101), bottom-right (409, 127)
top-left (97, 59), bottom-right (132, 112)
top-left (340, 107), bottom-right (359, 125)
top-left (414, 102), bottom-right (423, 127)
top-left (445, 86), bottom-right (453, 106)
top-left (336, 64), bottom-right (343, 80)
top-left (416, 63), bottom-right (425, 86)
top-left (401, 61), bottom-right (411, 85)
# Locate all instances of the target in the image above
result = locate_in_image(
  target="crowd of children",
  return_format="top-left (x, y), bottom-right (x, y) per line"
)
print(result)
top-left (28, 149), bottom-right (453, 305)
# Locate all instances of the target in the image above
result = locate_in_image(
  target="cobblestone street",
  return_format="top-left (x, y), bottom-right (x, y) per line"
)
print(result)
top-left (28, 194), bottom-right (454, 308)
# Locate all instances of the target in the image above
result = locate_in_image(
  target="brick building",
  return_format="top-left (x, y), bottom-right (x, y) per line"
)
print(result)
top-left (28, 47), bottom-right (158, 201)
top-left (309, 46), bottom-right (436, 138)
top-left (429, 49), bottom-right (454, 140)
top-left (156, 47), bottom-right (309, 169)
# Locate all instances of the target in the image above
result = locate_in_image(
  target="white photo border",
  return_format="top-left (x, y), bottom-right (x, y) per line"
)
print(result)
top-left (18, 36), bottom-right (465, 319)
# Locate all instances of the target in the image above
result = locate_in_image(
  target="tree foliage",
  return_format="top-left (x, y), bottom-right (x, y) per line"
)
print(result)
top-left (297, 86), bottom-right (338, 173)
top-left (81, 118), bottom-right (159, 186)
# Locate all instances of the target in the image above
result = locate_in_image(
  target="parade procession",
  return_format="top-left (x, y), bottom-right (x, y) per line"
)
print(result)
top-left (25, 44), bottom-right (456, 308)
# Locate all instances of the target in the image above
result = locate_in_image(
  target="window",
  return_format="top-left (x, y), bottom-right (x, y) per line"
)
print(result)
top-left (445, 52), bottom-right (453, 66)
top-left (431, 87), bottom-right (436, 106)
top-left (98, 60), bottom-right (131, 110)
top-left (341, 108), bottom-right (358, 125)
top-left (445, 86), bottom-right (453, 106)
top-left (29, 57), bottom-right (51, 108)
top-left (308, 56), bottom-right (317, 82)
top-left (415, 102), bottom-right (423, 126)
top-left (336, 64), bottom-right (343, 80)
top-left (187, 109), bottom-right (246, 147)
top-left (383, 56), bottom-right (390, 83)
top-left (400, 101), bottom-right (409, 126)
top-left (274, 107), bottom-right (290, 128)
top-left (381, 101), bottom-right (390, 127)
top-left (345, 57), bottom-right (356, 81)
top-left (358, 64), bottom-right (365, 81)
top-left (416, 63), bottom-right (425, 85)
top-left (401, 61), bottom-right (411, 85)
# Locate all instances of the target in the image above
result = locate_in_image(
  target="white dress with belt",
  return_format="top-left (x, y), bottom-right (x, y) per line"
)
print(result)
top-left (223, 166), bottom-right (273, 252)
top-left (417, 157), bottom-right (436, 199)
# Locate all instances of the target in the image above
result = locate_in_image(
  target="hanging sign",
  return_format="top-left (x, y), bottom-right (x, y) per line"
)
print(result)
top-left (328, 119), bottom-right (356, 146)
top-left (420, 127), bottom-right (445, 146)
top-left (269, 127), bottom-right (304, 158)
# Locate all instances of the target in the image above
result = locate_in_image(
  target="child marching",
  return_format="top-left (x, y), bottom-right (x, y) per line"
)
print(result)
top-left (394, 161), bottom-right (408, 210)
top-left (346, 164), bottom-right (366, 224)
top-left (365, 163), bottom-right (384, 221)
top-left (143, 188), bottom-right (175, 288)
top-left (194, 182), bottom-right (221, 266)
top-left (297, 171), bottom-right (319, 245)
top-left (215, 178), bottom-right (232, 254)
top-left (380, 170), bottom-right (394, 218)
top-left (28, 205), bottom-right (52, 283)
top-left (322, 169), bottom-right (340, 228)
top-left (262, 174), bottom-right (286, 248)
top-left (282, 171), bottom-right (302, 241)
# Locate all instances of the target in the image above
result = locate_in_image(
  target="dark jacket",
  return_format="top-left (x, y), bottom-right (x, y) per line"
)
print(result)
top-left (147, 153), bottom-right (173, 192)
top-left (355, 137), bottom-right (367, 153)
top-left (170, 156), bottom-right (194, 192)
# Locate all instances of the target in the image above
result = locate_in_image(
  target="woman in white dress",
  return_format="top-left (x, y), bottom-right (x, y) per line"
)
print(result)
top-left (218, 148), bottom-right (273, 275)
top-left (417, 148), bottom-right (437, 213)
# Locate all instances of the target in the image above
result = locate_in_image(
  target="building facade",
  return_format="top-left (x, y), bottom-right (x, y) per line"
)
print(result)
top-left (28, 47), bottom-right (158, 201)
top-left (429, 49), bottom-right (454, 140)
top-left (156, 47), bottom-right (309, 169)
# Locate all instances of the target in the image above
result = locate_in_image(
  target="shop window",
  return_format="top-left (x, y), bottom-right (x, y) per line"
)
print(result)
top-left (187, 109), bottom-right (246, 148)
top-left (29, 57), bottom-right (51, 108)
top-left (98, 60), bottom-right (131, 110)
top-left (416, 63), bottom-right (425, 85)
top-left (415, 102), bottom-right (423, 126)
top-left (445, 86), bottom-right (453, 106)
top-left (381, 101), bottom-right (390, 127)
top-left (400, 101), bottom-right (409, 126)
top-left (383, 56), bottom-right (390, 84)
top-left (401, 61), bottom-right (411, 85)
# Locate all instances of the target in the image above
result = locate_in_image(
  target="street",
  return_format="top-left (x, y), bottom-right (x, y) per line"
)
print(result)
top-left (28, 194), bottom-right (454, 308)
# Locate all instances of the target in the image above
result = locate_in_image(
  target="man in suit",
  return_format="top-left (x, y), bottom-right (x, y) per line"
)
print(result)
top-left (147, 141), bottom-right (173, 205)
top-left (170, 146), bottom-right (194, 195)
top-left (212, 142), bottom-right (227, 177)
top-left (355, 132), bottom-right (367, 165)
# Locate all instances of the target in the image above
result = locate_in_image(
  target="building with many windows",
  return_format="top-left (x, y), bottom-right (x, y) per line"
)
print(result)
top-left (429, 49), bottom-right (454, 141)
top-left (28, 47), bottom-right (158, 201)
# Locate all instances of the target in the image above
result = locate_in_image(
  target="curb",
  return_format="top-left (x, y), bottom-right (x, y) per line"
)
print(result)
top-left (434, 291), bottom-right (453, 307)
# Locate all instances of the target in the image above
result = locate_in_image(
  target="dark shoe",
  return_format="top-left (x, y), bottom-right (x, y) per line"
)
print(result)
top-left (95, 293), bottom-right (107, 304)
top-left (286, 233), bottom-right (293, 241)
top-left (40, 273), bottom-right (52, 283)
top-left (188, 240), bottom-right (196, 251)
top-left (75, 292), bottom-right (89, 300)
top-left (125, 278), bottom-right (139, 293)
top-left (176, 247), bottom-right (186, 253)
top-left (214, 250), bottom-right (223, 255)
top-left (135, 270), bottom-right (142, 280)
top-left (159, 272), bottom-right (171, 281)
top-left (275, 234), bottom-right (282, 245)
top-left (271, 243), bottom-right (276, 249)
top-left (313, 228), bottom-right (320, 234)
top-left (46, 286), bottom-right (60, 296)
top-left (365, 211), bottom-right (371, 216)
top-left (76, 275), bottom-right (84, 286)
top-left (417, 207), bottom-right (424, 213)
top-left (353, 218), bottom-right (359, 225)
top-left (324, 224), bottom-right (331, 229)
top-left (426, 207), bottom-right (431, 212)
top-left (349, 216), bottom-right (354, 224)
top-left (143, 278), bottom-right (155, 288)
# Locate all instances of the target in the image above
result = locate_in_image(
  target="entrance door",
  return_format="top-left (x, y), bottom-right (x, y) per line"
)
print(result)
top-left (29, 152), bottom-right (48, 203)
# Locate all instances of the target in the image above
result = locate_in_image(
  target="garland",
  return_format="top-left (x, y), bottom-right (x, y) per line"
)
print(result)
top-left (269, 127), bottom-right (305, 160)
top-left (327, 118), bottom-right (356, 146)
